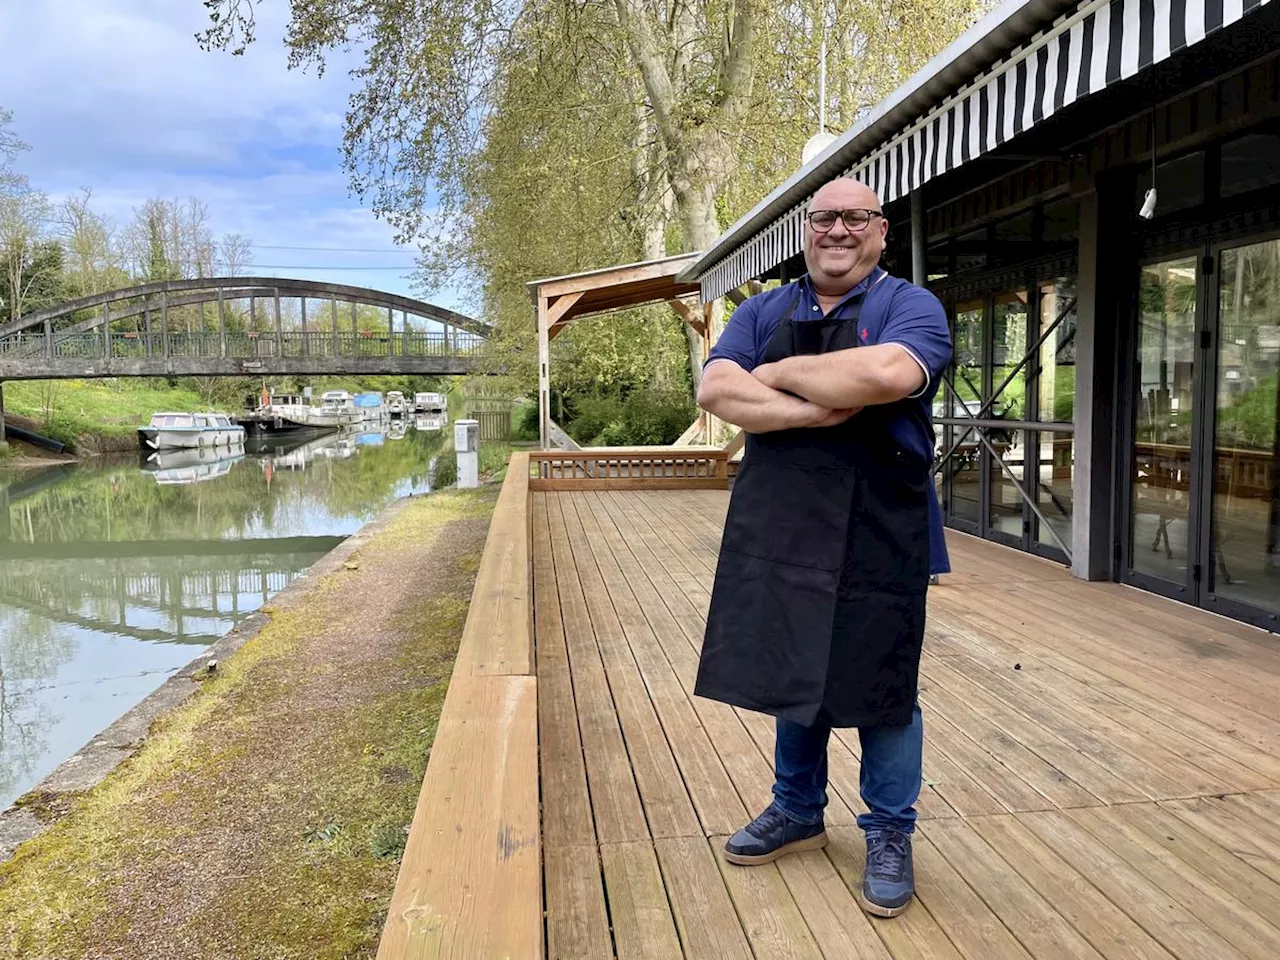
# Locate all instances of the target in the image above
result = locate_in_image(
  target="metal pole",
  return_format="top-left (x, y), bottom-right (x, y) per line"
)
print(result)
top-left (102, 303), bottom-right (110, 360)
top-left (161, 292), bottom-right (169, 359)
top-left (331, 298), bottom-right (339, 356)
top-left (273, 288), bottom-right (283, 357)
top-left (145, 308), bottom-right (153, 357)
top-left (0, 381), bottom-right (6, 445)
top-left (301, 296), bottom-right (308, 355)
top-left (217, 286), bottom-right (227, 358)
top-left (44, 316), bottom-right (52, 359)
top-left (387, 307), bottom-right (394, 357)
top-left (350, 300), bottom-right (358, 356)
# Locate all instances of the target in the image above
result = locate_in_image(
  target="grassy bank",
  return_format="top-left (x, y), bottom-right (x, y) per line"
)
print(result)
top-left (4, 380), bottom-right (206, 452)
top-left (0, 484), bottom-right (500, 959)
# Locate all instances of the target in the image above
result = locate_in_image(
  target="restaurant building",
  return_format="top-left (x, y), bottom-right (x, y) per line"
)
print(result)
top-left (680, 0), bottom-right (1280, 630)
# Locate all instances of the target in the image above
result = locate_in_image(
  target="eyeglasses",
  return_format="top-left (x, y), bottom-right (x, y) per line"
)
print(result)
top-left (806, 208), bottom-right (884, 233)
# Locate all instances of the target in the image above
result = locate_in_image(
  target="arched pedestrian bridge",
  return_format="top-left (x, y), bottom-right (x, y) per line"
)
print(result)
top-left (0, 278), bottom-right (490, 380)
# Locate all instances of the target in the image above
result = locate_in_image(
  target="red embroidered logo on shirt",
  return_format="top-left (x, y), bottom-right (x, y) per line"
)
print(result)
top-left (861, 327), bottom-right (869, 341)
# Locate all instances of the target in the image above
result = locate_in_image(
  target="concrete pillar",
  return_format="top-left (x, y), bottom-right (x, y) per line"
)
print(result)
top-left (1071, 182), bottom-right (1123, 580)
top-left (910, 190), bottom-right (927, 286)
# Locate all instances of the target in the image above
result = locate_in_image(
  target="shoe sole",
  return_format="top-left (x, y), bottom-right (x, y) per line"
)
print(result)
top-left (723, 831), bottom-right (828, 866)
top-left (859, 892), bottom-right (912, 918)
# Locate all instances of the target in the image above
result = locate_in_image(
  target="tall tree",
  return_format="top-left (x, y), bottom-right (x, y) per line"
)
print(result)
top-left (57, 188), bottom-right (125, 298)
top-left (196, 0), bottom-right (982, 390)
top-left (218, 232), bottom-right (254, 277)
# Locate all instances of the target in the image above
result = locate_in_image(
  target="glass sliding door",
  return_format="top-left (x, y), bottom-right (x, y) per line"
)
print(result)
top-left (948, 300), bottom-right (985, 528)
top-left (1033, 279), bottom-right (1077, 556)
top-left (1129, 256), bottom-right (1200, 590)
top-left (987, 292), bottom-right (1029, 541)
top-left (1208, 238), bottom-right (1280, 622)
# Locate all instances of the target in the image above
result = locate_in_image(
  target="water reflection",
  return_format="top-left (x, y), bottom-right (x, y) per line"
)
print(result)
top-left (0, 420), bottom-right (451, 807)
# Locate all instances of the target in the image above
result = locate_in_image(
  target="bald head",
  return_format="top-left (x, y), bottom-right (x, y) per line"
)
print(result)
top-left (803, 177), bottom-right (888, 296)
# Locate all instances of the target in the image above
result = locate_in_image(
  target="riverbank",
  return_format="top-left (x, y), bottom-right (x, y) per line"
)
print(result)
top-left (3, 379), bottom-right (208, 455)
top-left (0, 481), bottom-right (501, 959)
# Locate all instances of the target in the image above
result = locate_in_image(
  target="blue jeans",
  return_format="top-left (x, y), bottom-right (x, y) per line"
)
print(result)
top-left (771, 704), bottom-right (923, 833)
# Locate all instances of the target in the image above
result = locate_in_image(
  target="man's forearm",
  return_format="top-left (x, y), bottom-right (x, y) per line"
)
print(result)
top-left (759, 345), bottom-right (924, 409)
top-left (698, 363), bottom-right (827, 433)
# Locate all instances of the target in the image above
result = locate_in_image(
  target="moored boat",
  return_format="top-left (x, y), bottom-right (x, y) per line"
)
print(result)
top-left (138, 412), bottom-right (246, 451)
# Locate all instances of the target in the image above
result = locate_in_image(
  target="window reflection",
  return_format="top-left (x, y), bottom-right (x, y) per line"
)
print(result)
top-left (1211, 240), bottom-right (1280, 615)
top-left (1131, 256), bottom-right (1199, 584)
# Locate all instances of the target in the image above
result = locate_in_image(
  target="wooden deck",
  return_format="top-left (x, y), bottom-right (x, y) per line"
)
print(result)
top-left (533, 487), bottom-right (1280, 960)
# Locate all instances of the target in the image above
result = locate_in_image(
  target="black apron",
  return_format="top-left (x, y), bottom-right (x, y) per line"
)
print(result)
top-left (695, 283), bottom-right (930, 729)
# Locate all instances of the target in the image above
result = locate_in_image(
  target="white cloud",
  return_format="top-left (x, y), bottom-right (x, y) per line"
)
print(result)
top-left (0, 0), bottom-right (474, 310)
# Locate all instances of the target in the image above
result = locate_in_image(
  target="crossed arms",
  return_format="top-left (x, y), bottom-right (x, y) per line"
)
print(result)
top-left (697, 345), bottom-right (926, 434)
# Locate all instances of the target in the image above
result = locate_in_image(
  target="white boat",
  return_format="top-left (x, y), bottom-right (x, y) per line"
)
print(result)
top-left (315, 390), bottom-right (363, 426)
top-left (414, 413), bottom-right (447, 432)
top-left (386, 391), bottom-right (409, 417)
top-left (138, 412), bottom-right (246, 451)
top-left (414, 392), bottom-right (447, 413)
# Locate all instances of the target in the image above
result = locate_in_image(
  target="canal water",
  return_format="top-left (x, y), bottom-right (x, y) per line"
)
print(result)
top-left (0, 420), bottom-right (455, 810)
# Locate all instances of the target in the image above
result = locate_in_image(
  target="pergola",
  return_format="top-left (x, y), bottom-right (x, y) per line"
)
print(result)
top-left (528, 252), bottom-right (717, 451)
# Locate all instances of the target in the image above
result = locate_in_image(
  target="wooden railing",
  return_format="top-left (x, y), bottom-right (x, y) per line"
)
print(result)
top-left (529, 446), bottom-right (731, 490)
top-left (377, 453), bottom-right (542, 959)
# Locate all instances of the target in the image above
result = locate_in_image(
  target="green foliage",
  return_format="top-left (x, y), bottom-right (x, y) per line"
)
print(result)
top-left (1218, 373), bottom-right (1279, 449)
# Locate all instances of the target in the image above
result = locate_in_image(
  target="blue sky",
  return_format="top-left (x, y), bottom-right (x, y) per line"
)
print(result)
top-left (0, 0), bottom-right (465, 310)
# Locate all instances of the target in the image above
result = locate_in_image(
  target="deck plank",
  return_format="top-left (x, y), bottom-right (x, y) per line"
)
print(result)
top-left (967, 815), bottom-right (1176, 960)
top-left (546, 493), bottom-right (650, 844)
top-left (921, 818), bottom-right (1106, 960)
top-left (559, 493), bottom-right (702, 839)
top-left (600, 841), bottom-right (684, 960)
top-left (545, 845), bottom-right (615, 960)
top-left (576, 492), bottom-right (747, 837)
top-left (710, 838), bottom-right (824, 960)
top-left (1067, 806), bottom-right (1280, 960)
top-left (532, 494), bottom-right (598, 849)
top-left (655, 836), bottom-right (755, 960)
top-left (1020, 810), bottom-right (1249, 960)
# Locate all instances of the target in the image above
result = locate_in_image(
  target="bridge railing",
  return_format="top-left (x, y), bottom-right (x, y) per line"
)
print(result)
top-left (0, 329), bottom-right (489, 363)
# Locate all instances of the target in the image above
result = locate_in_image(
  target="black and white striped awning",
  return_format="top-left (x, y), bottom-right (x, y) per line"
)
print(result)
top-left (699, 0), bottom-right (1273, 300)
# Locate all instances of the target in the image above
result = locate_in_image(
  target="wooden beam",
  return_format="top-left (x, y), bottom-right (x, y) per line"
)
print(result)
top-left (722, 429), bottom-right (745, 458)
top-left (668, 299), bottom-right (706, 337)
top-left (542, 291), bottom-right (584, 333)
top-left (726, 288), bottom-right (748, 307)
top-left (673, 415), bottom-right (704, 447)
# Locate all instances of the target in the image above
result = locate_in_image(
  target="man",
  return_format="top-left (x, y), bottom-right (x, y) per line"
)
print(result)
top-left (695, 177), bottom-right (951, 918)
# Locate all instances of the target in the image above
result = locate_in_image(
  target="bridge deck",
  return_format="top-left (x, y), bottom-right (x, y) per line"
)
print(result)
top-left (533, 488), bottom-right (1280, 960)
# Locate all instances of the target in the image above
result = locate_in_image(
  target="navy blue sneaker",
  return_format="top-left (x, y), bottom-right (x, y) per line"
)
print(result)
top-left (861, 829), bottom-right (915, 917)
top-left (724, 803), bottom-right (827, 865)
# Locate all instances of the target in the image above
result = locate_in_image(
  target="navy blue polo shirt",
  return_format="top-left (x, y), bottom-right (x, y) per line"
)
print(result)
top-left (706, 268), bottom-right (952, 466)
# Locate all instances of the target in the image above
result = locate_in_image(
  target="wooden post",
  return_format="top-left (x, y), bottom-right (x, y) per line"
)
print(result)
top-left (161, 292), bottom-right (169, 359)
top-left (44, 316), bottom-right (52, 359)
top-left (537, 296), bottom-right (551, 449)
top-left (350, 300), bottom-right (358, 353)
top-left (145, 308), bottom-right (153, 356)
top-left (331, 297), bottom-right (339, 356)
top-left (102, 303), bottom-right (110, 360)
top-left (301, 296), bottom-right (309, 356)
top-left (387, 307), bottom-right (395, 357)
top-left (0, 380), bottom-right (6, 446)
top-left (273, 288), bottom-right (283, 357)
top-left (217, 286), bottom-right (227, 357)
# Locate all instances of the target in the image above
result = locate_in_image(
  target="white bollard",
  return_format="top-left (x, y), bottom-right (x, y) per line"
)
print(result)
top-left (454, 418), bottom-right (480, 488)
